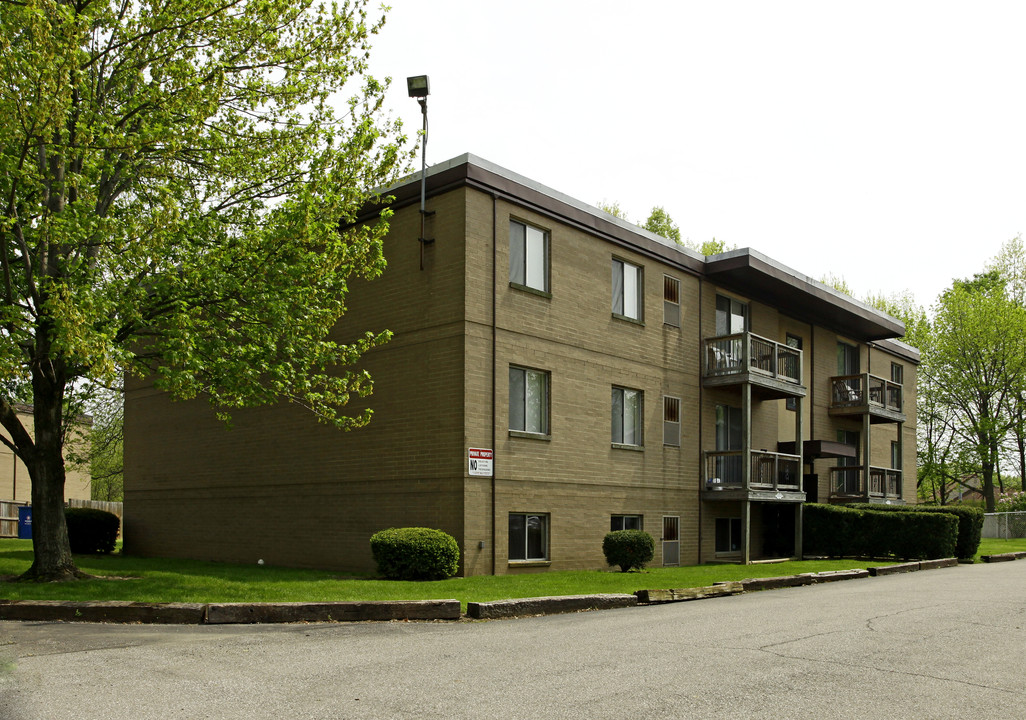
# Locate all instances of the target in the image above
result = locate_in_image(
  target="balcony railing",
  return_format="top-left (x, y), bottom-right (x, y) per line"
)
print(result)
top-left (830, 373), bottom-right (903, 414)
top-left (705, 450), bottom-right (802, 492)
top-left (830, 466), bottom-right (902, 499)
top-left (704, 332), bottom-right (802, 385)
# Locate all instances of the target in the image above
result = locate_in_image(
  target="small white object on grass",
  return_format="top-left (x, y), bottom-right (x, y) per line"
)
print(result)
top-left (257, 559), bottom-right (264, 566)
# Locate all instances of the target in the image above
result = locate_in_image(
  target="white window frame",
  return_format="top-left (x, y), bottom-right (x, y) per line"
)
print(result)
top-left (509, 220), bottom-right (549, 293)
top-left (508, 366), bottom-right (549, 436)
top-left (612, 258), bottom-right (643, 321)
top-left (508, 513), bottom-right (549, 562)
top-left (612, 386), bottom-right (643, 447)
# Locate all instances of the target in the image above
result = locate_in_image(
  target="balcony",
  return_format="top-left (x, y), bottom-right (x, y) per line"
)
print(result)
top-left (703, 333), bottom-right (805, 400)
top-left (830, 465), bottom-right (903, 503)
top-left (829, 373), bottom-right (905, 423)
top-left (704, 450), bottom-right (804, 502)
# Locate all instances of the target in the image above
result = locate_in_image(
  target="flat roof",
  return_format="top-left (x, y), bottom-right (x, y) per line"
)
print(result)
top-left (375, 154), bottom-right (912, 349)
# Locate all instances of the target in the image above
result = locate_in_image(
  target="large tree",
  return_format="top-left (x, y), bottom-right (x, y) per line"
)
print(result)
top-left (925, 272), bottom-right (1026, 511)
top-left (0, 0), bottom-right (409, 580)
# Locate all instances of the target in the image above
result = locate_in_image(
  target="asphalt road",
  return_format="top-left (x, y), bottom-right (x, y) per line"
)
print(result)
top-left (2, 561), bottom-right (1025, 720)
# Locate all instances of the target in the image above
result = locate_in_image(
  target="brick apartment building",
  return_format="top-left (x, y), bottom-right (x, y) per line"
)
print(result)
top-left (123, 154), bottom-right (917, 575)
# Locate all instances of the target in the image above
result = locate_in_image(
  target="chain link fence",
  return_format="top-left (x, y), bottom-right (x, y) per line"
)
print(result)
top-left (983, 512), bottom-right (1026, 539)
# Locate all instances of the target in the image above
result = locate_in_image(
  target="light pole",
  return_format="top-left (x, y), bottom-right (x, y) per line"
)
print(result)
top-left (407, 75), bottom-right (432, 270)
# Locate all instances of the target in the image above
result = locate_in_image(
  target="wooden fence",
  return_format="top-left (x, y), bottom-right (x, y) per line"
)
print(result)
top-left (0, 500), bottom-right (28, 539)
top-left (1, 499), bottom-right (123, 538)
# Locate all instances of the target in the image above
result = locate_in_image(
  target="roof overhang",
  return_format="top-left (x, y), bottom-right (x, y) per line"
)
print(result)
top-left (705, 249), bottom-right (904, 341)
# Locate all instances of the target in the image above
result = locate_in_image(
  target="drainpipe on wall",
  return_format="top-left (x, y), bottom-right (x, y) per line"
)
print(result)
top-left (491, 192), bottom-right (498, 575)
top-left (697, 277), bottom-right (703, 563)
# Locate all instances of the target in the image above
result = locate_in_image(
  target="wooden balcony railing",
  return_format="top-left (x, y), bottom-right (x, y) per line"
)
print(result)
top-left (830, 466), bottom-right (902, 499)
top-left (705, 450), bottom-right (802, 492)
top-left (830, 373), bottom-right (903, 413)
top-left (703, 332), bottom-right (802, 385)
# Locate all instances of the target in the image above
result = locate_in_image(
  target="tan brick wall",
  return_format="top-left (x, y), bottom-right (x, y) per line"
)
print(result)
top-left (125, 193), bottom-right (471, 573)
top-left (461, 191), bottom-right (702, 572)
top-left (1, 411), bottom-right (91, 504)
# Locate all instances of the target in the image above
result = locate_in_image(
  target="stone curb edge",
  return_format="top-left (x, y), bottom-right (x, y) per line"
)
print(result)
top-left (0, 556), bottom-right (976, 624)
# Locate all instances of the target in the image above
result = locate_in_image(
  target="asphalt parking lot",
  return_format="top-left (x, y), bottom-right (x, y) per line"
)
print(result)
top-left (2, 560), bottom-right (1025, 720)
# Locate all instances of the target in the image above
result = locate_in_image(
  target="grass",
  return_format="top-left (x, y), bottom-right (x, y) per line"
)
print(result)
top-left (977, 537), bottom-right (1026, 557)
top-left (2, 539), bottom-right (1022, 611)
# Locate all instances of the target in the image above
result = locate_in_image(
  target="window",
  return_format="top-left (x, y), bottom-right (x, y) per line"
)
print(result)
top-left (509, 513), bottom-right (548, 561)
top-left (837, 429), bottom-right (861, 494)
top-left (610, 515), bottom-right (643, 532)
top-left (509, 220), bottom-right (549, 292)
top-left (612, 387), bottom-right (643, 446)
top-left (509, 366), bottom-right (549, 435)
top-left (715, 294), bottom-right (748, 335)
top-left (663, 275), bottom-right (680, 327)
top-left (663, 396), bottom-right (681, 446)
top-left (715, 517), bottom-right (742, 554)
top-left (714, 404), bottom-right (742, 485)
top-left (785, 334), bottom-right (803, 410)
top-left (612, 259), bottom-right (643, 321)
top-left (891, 362), bottom-right (904, 385)
top-left (837, 341), bottom-right (859, 375)
top-left (891, 441), bottom-right (902, 470)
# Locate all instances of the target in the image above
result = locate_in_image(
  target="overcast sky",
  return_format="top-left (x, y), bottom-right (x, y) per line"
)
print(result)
top-left (368, 1), bottom-right (1026, 309)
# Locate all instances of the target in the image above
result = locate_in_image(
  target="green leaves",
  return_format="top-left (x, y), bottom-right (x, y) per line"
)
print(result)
top-left (2, 0), bottom-right (413, 439)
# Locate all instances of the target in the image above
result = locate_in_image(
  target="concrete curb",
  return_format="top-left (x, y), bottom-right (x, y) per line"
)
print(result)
top-left (0, 600), bottom-right (206, 624)
top-left (0, 599), bottom-right (460, 624)
top-left (635, 582), bottom-right (743, 604)
top-left (981, 551), bottom-right (1026, 563)
top-left (466, 594), bottom-right (637, 619)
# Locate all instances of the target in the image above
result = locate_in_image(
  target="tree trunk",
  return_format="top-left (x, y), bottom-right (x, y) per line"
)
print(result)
top-left (982, 464), bottom-right (997, 513)
top-left (19, 358), bottom-right (84, 581)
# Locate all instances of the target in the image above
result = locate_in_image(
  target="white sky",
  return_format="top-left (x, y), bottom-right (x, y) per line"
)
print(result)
top-left (369, 1), bottom-right (1026, 309)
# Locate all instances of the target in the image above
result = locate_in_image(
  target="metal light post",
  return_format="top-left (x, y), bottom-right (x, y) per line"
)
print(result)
top-left (407, 75), bottom-right (432, 270)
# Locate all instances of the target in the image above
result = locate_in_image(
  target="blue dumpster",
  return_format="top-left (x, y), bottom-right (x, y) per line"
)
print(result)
top-left (17, 506), bottom-right (32, 539)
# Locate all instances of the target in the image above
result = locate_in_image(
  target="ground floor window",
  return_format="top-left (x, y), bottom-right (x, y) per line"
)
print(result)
top-left (715, 517), bottom-right (742, 554)
top-left (610, 514), bottom-right (642, 532)
top-left (509, 513), bottom-right (548, 561)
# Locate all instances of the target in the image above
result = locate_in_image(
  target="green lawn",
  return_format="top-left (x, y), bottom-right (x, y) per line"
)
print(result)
top-left (977, 537), bottom-right (1026, 557)
top-left (2, 539), bottom-right (1021, 610)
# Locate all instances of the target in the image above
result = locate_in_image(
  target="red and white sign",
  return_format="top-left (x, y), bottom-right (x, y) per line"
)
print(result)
top-left (468, 448), bottom-right (493, 477)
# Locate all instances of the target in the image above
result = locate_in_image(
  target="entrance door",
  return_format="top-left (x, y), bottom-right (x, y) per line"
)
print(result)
top-left (662, 516), bottom-right (680, 566)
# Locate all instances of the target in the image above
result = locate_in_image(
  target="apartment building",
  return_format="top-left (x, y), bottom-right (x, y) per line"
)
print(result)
top-left (123, 154), bottom-right (917, 575)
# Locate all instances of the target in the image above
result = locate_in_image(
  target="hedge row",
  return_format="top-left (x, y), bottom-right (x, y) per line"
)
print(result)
top-left (844, 503), bottom-right (983, 561)
top-left (804, 504), bottom-right (958, 560)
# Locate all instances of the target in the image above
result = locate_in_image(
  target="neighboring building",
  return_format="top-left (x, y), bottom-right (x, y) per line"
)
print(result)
top-left (2, 405), bottom-right (93, 537)
top-left (123, 154), bottom-right (918, 575)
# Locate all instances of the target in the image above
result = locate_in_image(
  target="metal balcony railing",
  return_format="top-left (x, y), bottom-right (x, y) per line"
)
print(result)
top-left (830, 373), bottom-right (903, 413)
top-left (705, 450), bottom-right (802, 492)
top-left (704, 332), bottom-right (802, 385)
top-left (830, 466), bottom-right (902, 499)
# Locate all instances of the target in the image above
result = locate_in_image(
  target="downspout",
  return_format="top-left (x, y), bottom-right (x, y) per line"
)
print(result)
top-left (697, 278), bottom-right (703, 563)
top-left (491, 192), bottom-right (498, 575)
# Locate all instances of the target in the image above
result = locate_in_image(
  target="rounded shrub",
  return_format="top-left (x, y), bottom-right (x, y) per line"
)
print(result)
top-left (602, 529), bottom-right (655, 572)
top-left (369, 527), bottom-right (460, 581)
top-left (64, 508), bottom-right (120, 554)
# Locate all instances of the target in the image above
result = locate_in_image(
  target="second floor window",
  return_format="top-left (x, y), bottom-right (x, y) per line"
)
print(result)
top-left (612, 259), bottom-right (643, 321)
top-left (612, 386), bottom-right (643, 446)
top-left (509, 220), bottom-right (549, 292)
top-left (509, 366), bottom-right (549, 435)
